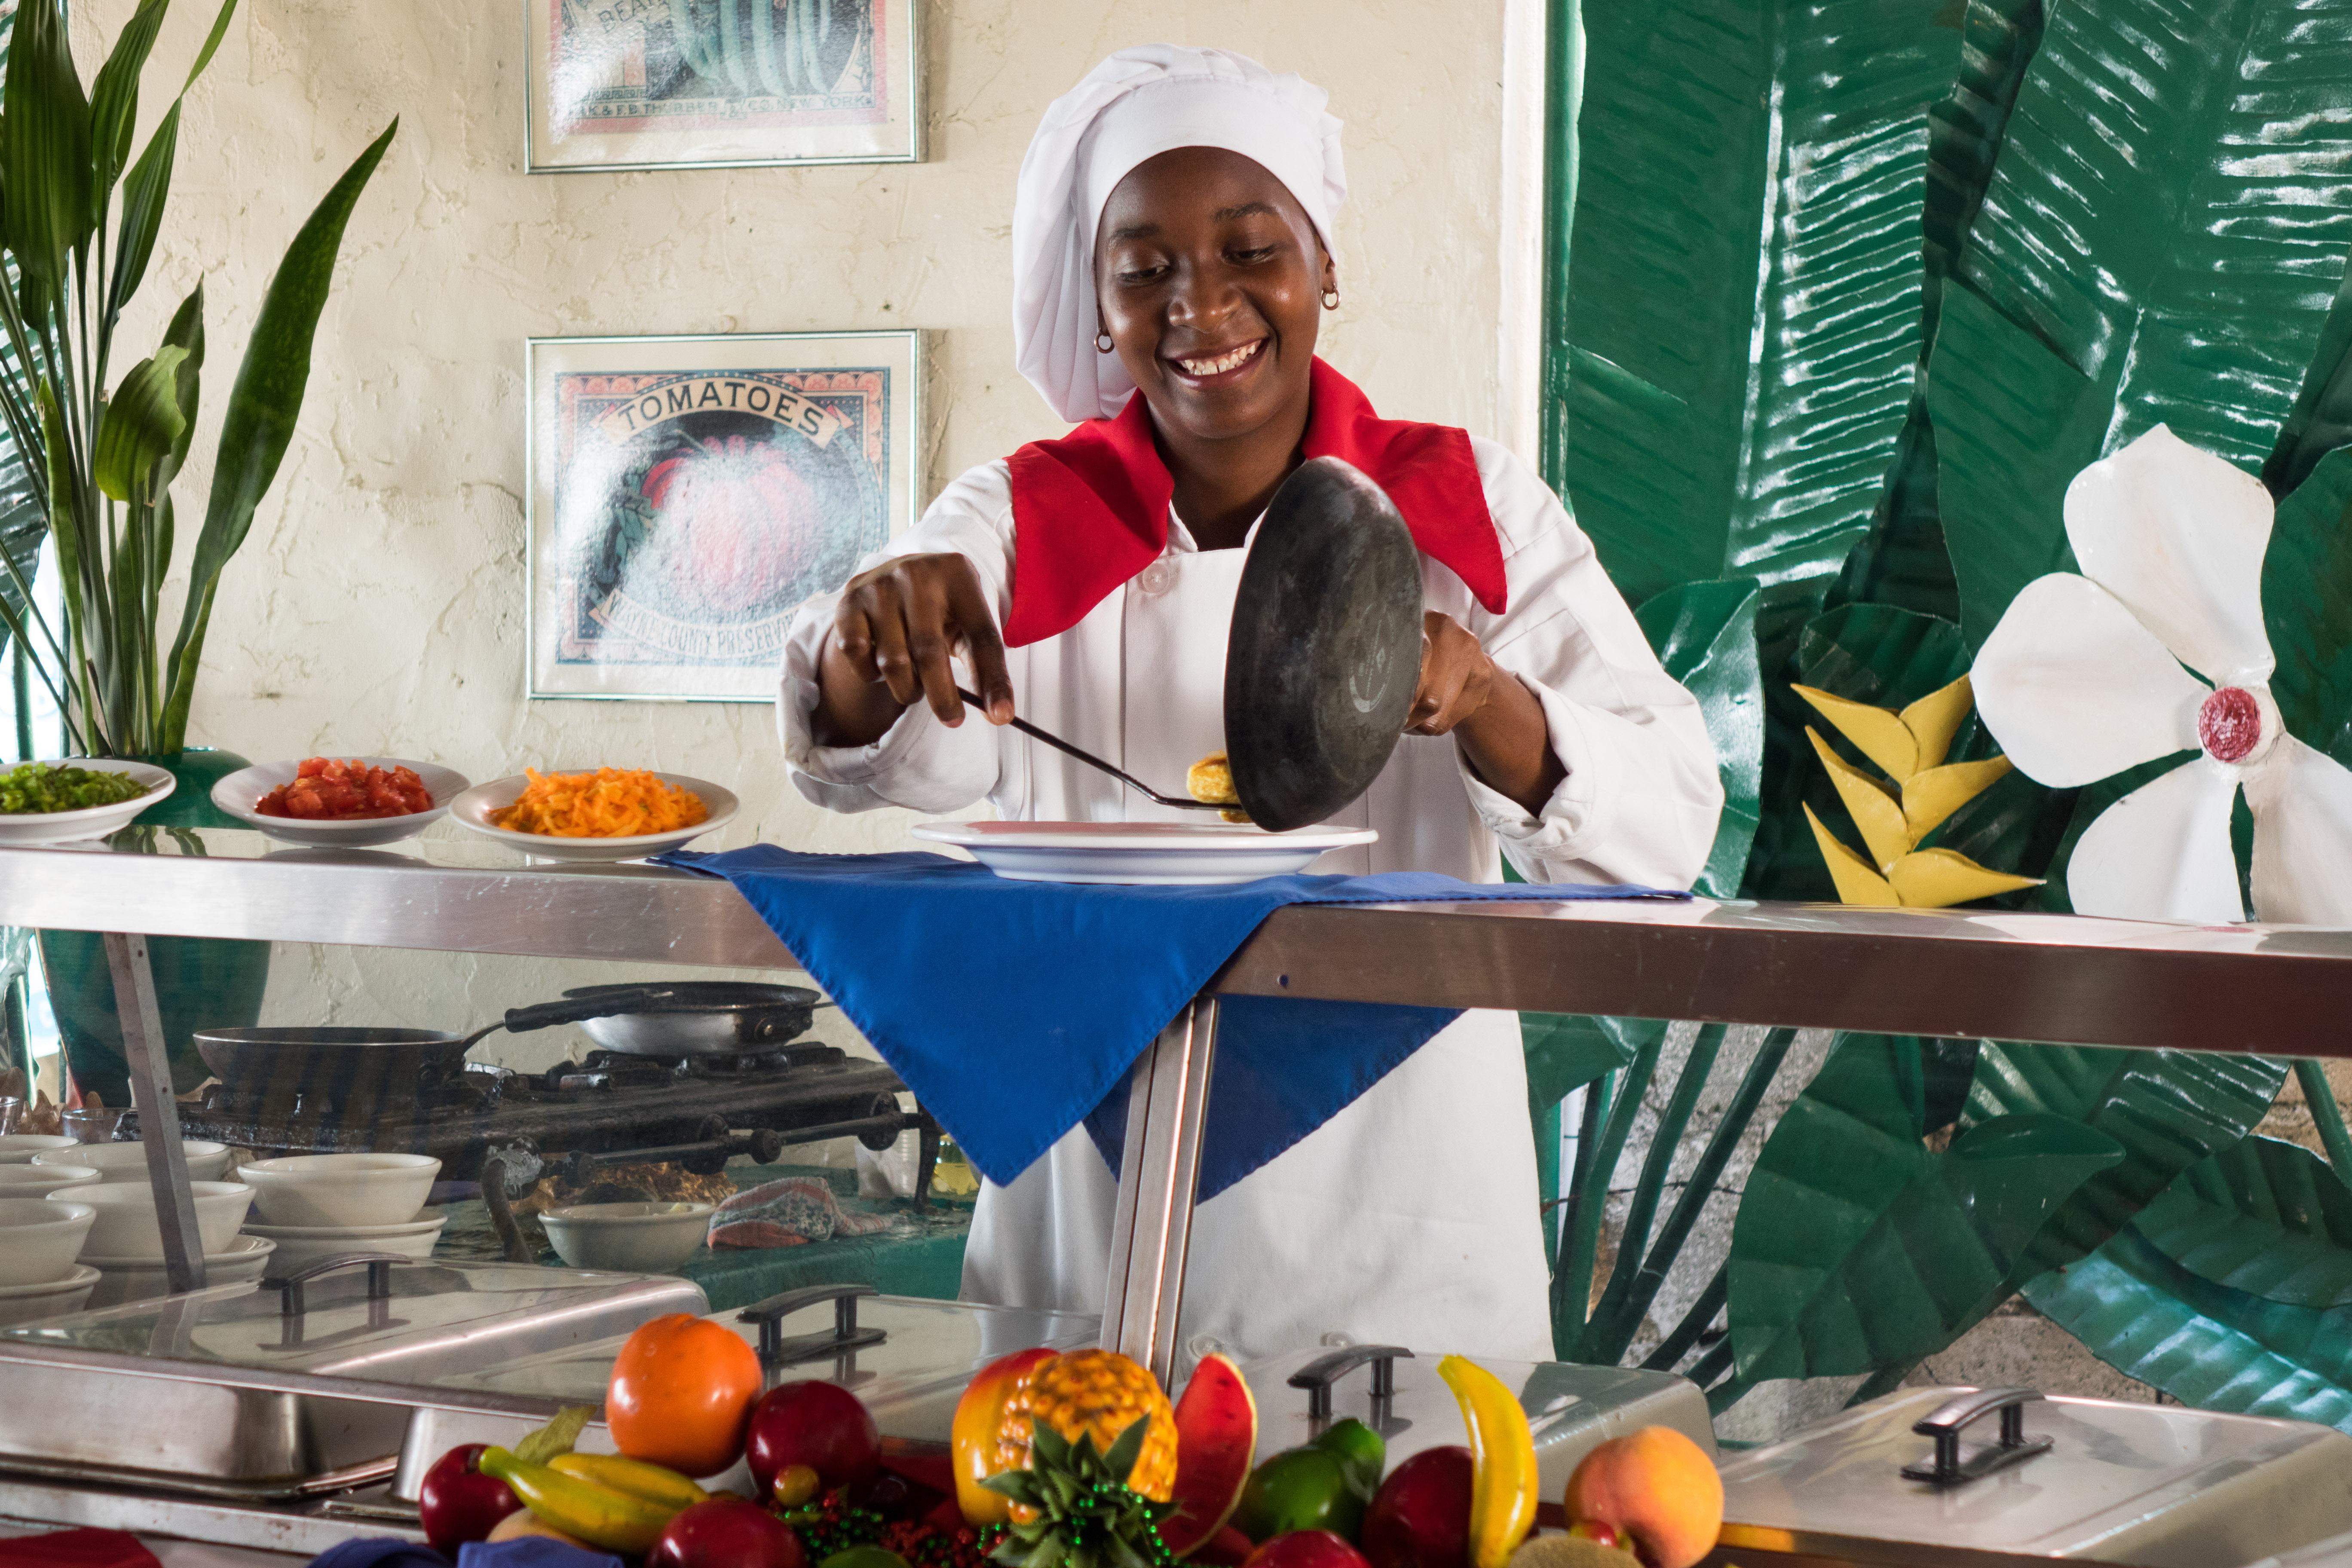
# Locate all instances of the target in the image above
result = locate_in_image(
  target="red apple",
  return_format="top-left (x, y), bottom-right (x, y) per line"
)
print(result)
top-left (748, 1380), bottom-right (882, 1500)
top-left (1360, 1448), bottom-right (1473, 1568)
top-left (648, 1497), bottom-right (808, 1568)
top-left (418, 1442), bottom-right (523, 1555)
top-left (1195, 1526), bottom-right (1258, 1567)
top-left (1245, 1530), bottom-right (1373, 1568)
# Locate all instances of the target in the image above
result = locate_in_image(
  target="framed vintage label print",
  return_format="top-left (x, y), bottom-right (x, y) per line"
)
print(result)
top-left (526, 0), bottom-right (921, 172)
top-left (527, 331), bottom-right (921, 701)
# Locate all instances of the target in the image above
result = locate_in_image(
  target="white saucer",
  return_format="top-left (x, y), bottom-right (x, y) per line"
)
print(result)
top-left (450, 771), bottom-right (737, 862)
top-left (211, 757), bottom-right (470, 848)
top-left (0, 761), bottom-right (173, 845)
top-left (912, 820), bottom-right (1378, 885)
top-left (0, 1263), bottom-right (99, 1324)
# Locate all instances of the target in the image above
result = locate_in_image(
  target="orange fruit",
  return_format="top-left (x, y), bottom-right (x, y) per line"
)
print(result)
top-left (606, 1313), bottom-right (765, 1478)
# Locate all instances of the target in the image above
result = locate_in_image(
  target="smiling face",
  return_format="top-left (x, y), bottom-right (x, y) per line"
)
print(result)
top-left (1093, 146), bottom-right (1335, 447)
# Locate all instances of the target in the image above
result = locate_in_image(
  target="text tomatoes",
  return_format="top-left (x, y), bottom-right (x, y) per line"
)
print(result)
top-left (606, 1313), bottom-right (766, 1479)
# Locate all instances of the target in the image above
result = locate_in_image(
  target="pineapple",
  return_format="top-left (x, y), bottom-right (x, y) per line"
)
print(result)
top-left (983, 1413), bottom-right (1173, 1568)
top-left (992, 1350), bottom-right (1180, 1503)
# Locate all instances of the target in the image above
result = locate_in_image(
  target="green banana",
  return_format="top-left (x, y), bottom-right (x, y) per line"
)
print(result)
top-left (479, 1446), bottom-right (679, 1553)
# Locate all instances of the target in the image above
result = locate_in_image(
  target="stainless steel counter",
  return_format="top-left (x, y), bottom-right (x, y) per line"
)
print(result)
top-left (9, 826), bottom-right (2351, 1053)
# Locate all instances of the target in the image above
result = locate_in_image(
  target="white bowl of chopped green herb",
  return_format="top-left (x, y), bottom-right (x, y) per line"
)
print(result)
top-left (0, 761), bottom-right (174, 845)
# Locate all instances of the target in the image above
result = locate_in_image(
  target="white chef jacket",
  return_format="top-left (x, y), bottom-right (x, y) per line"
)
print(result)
top-left (777, 434), bottom-right (1720, 1365)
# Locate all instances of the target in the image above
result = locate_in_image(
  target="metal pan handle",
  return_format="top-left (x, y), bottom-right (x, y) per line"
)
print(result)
top-left (738, 1282), bottom-right (885, 1366)
top-left (1287, 1344), bottom-right (1414, 1420)
top-left (1900, 1387), bottom-right (2050, 1486)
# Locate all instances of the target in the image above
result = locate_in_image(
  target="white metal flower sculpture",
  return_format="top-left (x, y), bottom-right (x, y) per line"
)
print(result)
top-left (1972, 425), bottom-right (2352, 925)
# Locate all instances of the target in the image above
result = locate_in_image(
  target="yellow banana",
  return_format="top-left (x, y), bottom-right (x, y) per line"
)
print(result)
top-left (1437, 1355), bottom-right (1538, 1568)
top-left (551, 1451), bottom-right (710, 1510)
top-left (479, 1446), bottom-right (680, 1553)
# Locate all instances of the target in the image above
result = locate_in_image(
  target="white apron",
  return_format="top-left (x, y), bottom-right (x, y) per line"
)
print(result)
top-left (781, 435), bottom-right (1724, 1366)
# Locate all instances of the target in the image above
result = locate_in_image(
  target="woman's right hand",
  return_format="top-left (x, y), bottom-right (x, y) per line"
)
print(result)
top-left (812, 552), bottom-right (1015, 747)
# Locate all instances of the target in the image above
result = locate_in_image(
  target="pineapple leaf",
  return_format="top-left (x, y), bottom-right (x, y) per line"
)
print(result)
top-left (1046, 1469), bottom-right (1080, 1511)
top-left (1102, 1416), bottom-right (1150, 1485)
top-left (1032, 1424), bottom-right (1074, 1470)
top-left (1024, 1531), bottom-right (1067, 1568)
top-left (983, 1471), bottom-right (1044, 1506)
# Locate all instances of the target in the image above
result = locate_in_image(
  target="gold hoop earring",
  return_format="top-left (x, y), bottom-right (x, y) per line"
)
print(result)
top-left (1321, 288), bottom-right (1340, 311)
top-left (1095, 331), bottom-right (1115, 353)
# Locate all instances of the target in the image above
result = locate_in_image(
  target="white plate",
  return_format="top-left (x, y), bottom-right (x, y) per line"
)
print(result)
top-left (244, 1213), bottom-right (446, 1277)
top-left (210, 757), bottom-right (470, 848)
top-left (449, 770), bottom-right (737, 862)
top-left (0, 1263), bottom-right (98, 1325)
top-left (912, 820), bottom-right (1380, 885)
top-left (84, 1235), bottom-right (274, 1308)
top-left (0, 761), bottom-right (173, 845)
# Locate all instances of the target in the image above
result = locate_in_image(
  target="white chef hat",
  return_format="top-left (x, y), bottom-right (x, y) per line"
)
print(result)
top-left (1012, 44), bottom-right (1347, 423)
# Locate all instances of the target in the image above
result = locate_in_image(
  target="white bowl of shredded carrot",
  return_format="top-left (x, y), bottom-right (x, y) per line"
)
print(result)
top-left (448, 767), bottom-right (738, 861)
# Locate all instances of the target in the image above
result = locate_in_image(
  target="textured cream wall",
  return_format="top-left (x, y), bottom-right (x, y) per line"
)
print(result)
top-left (68, 0), bottom-right (1508, 1062)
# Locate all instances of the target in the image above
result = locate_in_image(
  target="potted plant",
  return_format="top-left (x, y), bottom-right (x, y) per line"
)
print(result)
top-left (0, 0), bottom-right (396, 1099)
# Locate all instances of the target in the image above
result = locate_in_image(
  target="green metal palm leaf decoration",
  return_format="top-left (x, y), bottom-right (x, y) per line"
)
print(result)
top-left (1555, 0), bottom-right (1958, 657)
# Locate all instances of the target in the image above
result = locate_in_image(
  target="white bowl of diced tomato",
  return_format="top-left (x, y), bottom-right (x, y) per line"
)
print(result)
top-left (211, 756), bottom-right (472, 848)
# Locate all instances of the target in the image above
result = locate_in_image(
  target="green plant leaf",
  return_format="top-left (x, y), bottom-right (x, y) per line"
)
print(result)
top-left (1927, 0), bottom-right (2352, 646)
top-left (2266, 259), bottom-right (2352, 500)
top-left (1634, 577), bottom-right (1763, 898)
top-left (88, 0), bottom-right (168, 198)
top-left (1, 0), bottom-right (92, 288)
top-left (1522, 1012), bottom-right (1642, 1116)
top-left (107, 98), bottom-right (179, 322)
top-left (2132, 1136), bottom-right (2352, 1309)
top-left (159, 117), bottom-right (395, 752)
top-left (2025, 1223), bottom-right (2352, 1430)
top-left (156, 283), bottom-right (202, 480)
top-left (91, 344), bottom-right (189, 502)
top-left (1556, 0), bottom-right (1958, 645)
top-left (1832, 0), bottom-right (2046, 619)
top-left (181, 0), bottom-right (238, 92)
top-left (2263, 445), bottom-right (2352, 755)
top-left (1729, 1033), bottom-right (2122, 1380)
top-left (1962, 1041), bottom-right (2288, 1281)
top-left (511, 1404), bottom-right (591, 1466)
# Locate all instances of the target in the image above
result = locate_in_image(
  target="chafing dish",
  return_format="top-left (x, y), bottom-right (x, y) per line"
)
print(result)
top-left (0, 1256), bottom-right (703, 1499)
top-left (1708, 1386), bottom-right (2352, 1568)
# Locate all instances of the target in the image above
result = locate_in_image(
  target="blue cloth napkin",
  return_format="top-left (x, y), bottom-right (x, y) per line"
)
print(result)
top-left (307, 1540), bottom-right (451, 1568)
top-left (662, 847), bottom-right (1683, 1200)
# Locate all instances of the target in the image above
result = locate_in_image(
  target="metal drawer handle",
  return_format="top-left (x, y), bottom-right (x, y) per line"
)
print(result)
top-left (273, 1252), bottom-right (405, 1318)
top-left (1287, 1345), bottom-right (1413, 1420)
top-left (1901, 1387), bottom-right (2051, 1486)
top-left (738, 1282), bottom-right (885, 1366)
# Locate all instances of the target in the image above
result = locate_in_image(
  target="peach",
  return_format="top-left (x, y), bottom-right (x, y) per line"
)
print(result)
top-left (1559, 1428), bottom-right (1721, 1568)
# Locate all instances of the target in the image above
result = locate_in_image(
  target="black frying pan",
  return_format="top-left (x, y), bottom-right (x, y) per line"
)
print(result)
top-left (961, 457), bottom-right (1423, 833)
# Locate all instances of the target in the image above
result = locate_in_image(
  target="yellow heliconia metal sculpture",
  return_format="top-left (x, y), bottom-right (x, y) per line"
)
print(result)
top-left (1795, 674), bottom-right (2042, 909)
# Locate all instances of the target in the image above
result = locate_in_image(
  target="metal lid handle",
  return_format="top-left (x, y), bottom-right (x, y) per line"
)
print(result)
top-left (273, 1252), bottom-right (405, 1317)
top-left (738, 1282), bottom-right (885, 1366)
top-left (1287, 1344), bottom-right (1414, 1420)
top-left (1900, 1387), bottom-right (2051, 1486)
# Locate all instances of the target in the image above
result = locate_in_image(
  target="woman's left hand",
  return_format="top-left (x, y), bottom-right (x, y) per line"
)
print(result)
top-left (1409, 610), bottom-right (1568, 816)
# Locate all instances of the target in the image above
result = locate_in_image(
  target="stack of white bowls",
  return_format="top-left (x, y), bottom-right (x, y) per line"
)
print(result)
top-left (0, 1195), bottom-right (98, 1323)
top-left (22, 1139), bottom-right (279, 1305)
top-left (237, 1153), bottom-right (444, 1277)
top-left (54, 1180), bottom-right (262, 1308)
top-left (0, 1134), bottom-right (81, 1164)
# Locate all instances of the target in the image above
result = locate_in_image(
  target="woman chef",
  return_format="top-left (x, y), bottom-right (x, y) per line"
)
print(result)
top-left (780, 46), bottom-right (1721, 1363)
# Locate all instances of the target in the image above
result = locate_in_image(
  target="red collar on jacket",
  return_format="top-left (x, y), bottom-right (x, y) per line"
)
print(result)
top-left (1001, 358), bottom-right (1506, 647)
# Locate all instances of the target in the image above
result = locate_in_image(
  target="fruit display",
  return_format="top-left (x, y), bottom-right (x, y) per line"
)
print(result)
top-left (1559, 1428), bottom-right (1722, 1568)
top-left (750, 1380), bottom-right (885, 1501)
top-left (606, 1312), bottom-right (767, 1478)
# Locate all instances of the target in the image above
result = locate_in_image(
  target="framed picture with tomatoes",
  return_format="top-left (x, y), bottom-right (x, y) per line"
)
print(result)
top-left (526, 330), bottom-right (922, 702)
top-left (525, 0), bottom-right (922, 172)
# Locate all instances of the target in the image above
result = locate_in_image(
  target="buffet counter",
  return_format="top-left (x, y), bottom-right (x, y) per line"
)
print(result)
top-left (4, 827), bottom-right (2351, 1558)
